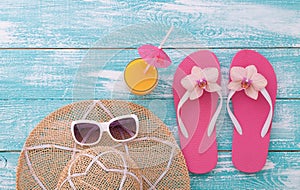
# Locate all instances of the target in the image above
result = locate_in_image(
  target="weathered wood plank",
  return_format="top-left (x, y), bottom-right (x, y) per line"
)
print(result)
top-left (0, 99), bottom-right (299, 151)
top-left (0, 0), bottom-right (299, 48)
top-left (190, 151), bottom-right (300, 189)
top-left (1, 0), bottom-right (299, 189)
top-left (0, 152), bottom-right (18, 189)
top-left (1, 151), bottom-right (299, 189)
top-left (0, 48), bottom-right (299, 99)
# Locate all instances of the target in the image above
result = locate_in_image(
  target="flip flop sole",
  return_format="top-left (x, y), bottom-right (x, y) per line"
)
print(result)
top-left (173, 50), bottom-right (221, 174)
top-left (230, 50), bottom-right (277, 173)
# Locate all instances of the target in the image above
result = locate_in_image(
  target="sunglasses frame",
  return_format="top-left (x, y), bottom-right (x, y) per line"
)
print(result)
top-left (71, 114), bottom-right (139, 146)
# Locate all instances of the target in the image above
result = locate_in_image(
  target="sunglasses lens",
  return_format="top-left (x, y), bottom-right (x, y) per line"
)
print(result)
top-left (73, 123), bottom-right (100, 144)
top-left (109, 117), bottom-right (137, 141)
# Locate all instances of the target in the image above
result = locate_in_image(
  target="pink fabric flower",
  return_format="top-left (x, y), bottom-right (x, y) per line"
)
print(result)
top-left (181, 66), bottom-right (221, 100)
top-left (228, 65), bottom-right (267, 100)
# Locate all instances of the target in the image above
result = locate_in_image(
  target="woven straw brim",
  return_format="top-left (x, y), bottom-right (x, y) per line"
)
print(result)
top-left (16, 100), bottom-right (190, 189)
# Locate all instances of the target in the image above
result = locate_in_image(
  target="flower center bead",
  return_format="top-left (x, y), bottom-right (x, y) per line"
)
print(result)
top-left (197, 79), bottom-right (207, 89)
top-left (241, 78), bottom-right (252, 89)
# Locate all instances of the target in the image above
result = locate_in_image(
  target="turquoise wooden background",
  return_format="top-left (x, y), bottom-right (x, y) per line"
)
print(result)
top-left (0, 0), bottom-right (299, 189)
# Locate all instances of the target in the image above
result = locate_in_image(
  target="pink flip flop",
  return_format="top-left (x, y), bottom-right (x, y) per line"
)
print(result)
top-left (173, 50), bottom-right (222, 174)
top-left (227, 50), bottom-right (277, 173)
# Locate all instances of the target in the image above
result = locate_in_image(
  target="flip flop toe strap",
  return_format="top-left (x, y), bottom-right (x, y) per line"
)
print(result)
top-left (177, 90), bottom-right (223, 138)
top-left (176, 91), bottom-right (190, 138)
top-left (207, 91), bottom-right (223, 136)
top-left (227, 88), bottom-right (273, 137)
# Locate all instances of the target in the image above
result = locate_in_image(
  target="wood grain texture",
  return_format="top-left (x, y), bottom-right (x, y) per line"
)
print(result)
top-left (1, 151), bottom-right (299, 189)
top-left (0, 0), bottom-right (299, 189)
top-left (0, 0), bottom-right (299, 48)
top-left (0, 152), bottom-right (19, 190)
top-left (0, 48), bottom-right (299, 99)
top-left (0, 99), bottom-right (299, 151)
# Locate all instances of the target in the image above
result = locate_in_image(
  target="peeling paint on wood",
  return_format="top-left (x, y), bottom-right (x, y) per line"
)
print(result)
top-left (0, 0), bottom-right (299, 189)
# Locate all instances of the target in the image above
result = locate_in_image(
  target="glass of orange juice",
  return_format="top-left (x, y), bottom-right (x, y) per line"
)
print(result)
top-left (124, 58), bottom-right (158, 95)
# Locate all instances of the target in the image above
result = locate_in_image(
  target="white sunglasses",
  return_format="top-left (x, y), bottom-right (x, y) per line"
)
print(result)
top-left (71, 114), bottom-right (139, 146)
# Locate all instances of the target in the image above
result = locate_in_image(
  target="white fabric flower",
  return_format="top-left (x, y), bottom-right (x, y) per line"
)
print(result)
top-left (228, 65), bottom-right (267, 100)
top-left (181, 66), bottom-right (221, 100)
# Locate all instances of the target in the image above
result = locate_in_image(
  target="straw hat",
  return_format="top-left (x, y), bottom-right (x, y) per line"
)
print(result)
top-left (16, 100), bottom-right (190, 189)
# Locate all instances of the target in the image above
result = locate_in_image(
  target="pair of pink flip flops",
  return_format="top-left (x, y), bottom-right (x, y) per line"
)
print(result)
top-left (173, 50), bottom-right (277, 174)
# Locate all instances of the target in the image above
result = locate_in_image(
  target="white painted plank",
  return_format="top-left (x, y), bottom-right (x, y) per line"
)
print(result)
top-left (1, 152), bottom-right (299, 189)
top-left (0, 0), bottom-right (299, 48)
top-left (0, 99), bottom-right (299, 151)
top-left (0, 49), bottom-right (299, 99)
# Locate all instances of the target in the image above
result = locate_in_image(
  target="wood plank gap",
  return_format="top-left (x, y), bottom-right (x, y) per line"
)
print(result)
top-left (0, 97), bottom-right (299, 101)
top-left (0, 150), bottom-right (20, 153)
top-left (1, 150), bottom-right (299, 153)
top-left (0, 47), bottom-right (299, 50)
